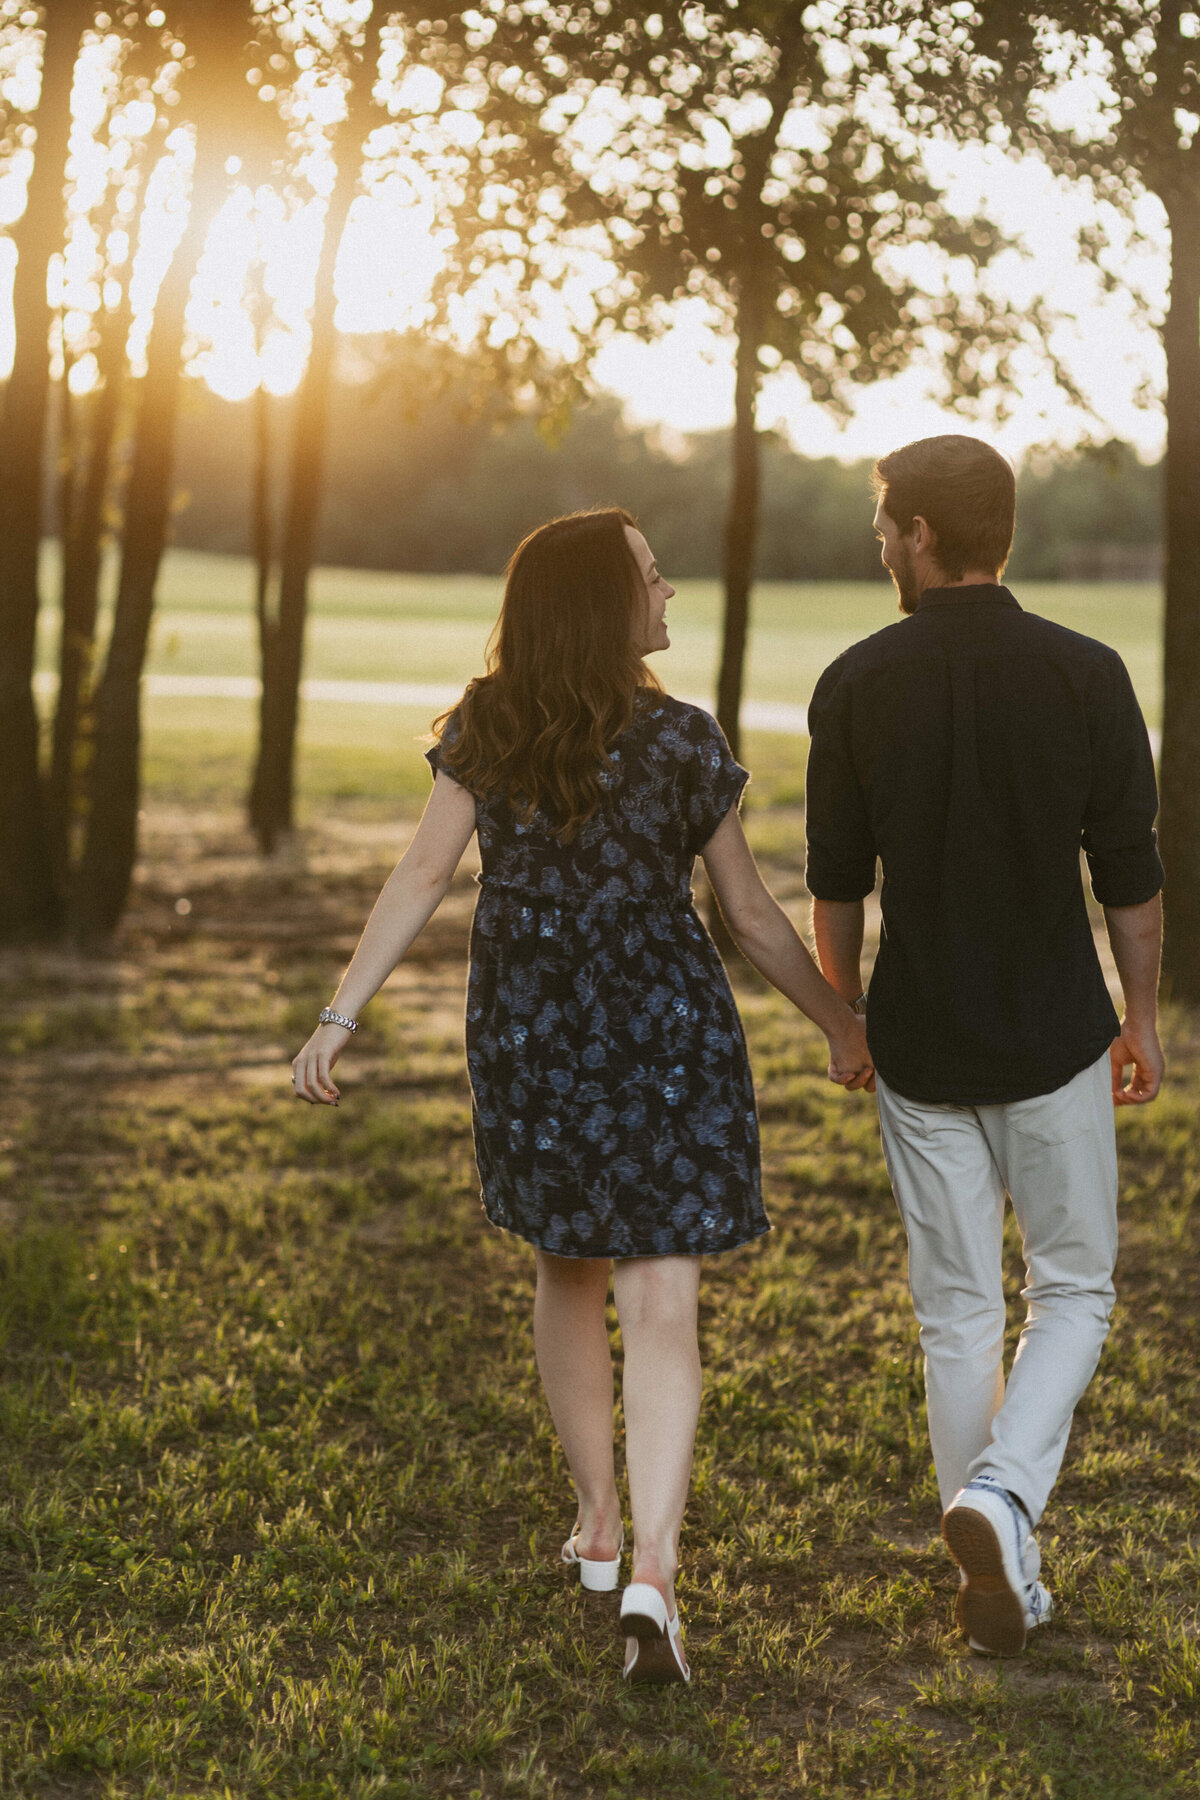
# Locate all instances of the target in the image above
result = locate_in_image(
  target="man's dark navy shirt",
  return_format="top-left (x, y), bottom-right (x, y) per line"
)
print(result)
top-left (804, 585), bottom-right (1164, 1105)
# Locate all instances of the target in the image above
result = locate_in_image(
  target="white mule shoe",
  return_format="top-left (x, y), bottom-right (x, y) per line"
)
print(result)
top-left (620, 1582), bottom-right (690, 1685)
top-left (561, 1524), bottom-right (624, 1592)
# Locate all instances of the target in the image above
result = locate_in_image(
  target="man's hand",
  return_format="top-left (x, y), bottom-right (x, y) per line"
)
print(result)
top-left (828, 1016), bottom-right (875, 1092)
top-left (1109, 1020), bottom-right (1164, 1106)
top-left (1103, 895), bottom-right (1162, 1106)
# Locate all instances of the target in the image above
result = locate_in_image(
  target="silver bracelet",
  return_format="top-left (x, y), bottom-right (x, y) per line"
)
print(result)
top-left (318, 1007), bottom-right (358, 1032)
top-left (853, 992), bottom-right (868, 1015)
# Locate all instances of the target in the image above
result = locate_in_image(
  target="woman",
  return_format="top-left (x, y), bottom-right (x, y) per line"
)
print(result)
top-left (291, 509), bottom-right (872, 1685)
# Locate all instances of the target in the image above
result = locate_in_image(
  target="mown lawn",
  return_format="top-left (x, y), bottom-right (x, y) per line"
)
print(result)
top-left (34, 543), bottom-right (1165, 747)
top-left (2, 807), bottom-right (1198, 1800)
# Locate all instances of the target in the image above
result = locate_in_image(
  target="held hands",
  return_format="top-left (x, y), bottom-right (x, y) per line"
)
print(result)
top-left (1110, 1019), bottom-right (1164, 1106)
top-left (828, 1012), bottom-right (875, 1092)
top-left (292, 1021), bottom-right (353, 1106)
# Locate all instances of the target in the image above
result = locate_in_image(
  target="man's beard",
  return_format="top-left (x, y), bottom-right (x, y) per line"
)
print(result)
top-left (887, 539), bottom-right (922, 615)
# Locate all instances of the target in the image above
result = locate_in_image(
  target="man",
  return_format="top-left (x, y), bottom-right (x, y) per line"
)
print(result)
top-left (805, 434), bottom-right (1164, 1657)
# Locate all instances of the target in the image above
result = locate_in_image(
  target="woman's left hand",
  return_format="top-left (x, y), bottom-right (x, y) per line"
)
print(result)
top-left (291, 1022), bottom-right (353, 1105)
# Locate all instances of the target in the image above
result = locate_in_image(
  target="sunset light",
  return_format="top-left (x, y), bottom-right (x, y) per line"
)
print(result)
top-left (0, 8), bottom-right (1171, 459)
top-left (2, 6), bottom-right (1199, 1789)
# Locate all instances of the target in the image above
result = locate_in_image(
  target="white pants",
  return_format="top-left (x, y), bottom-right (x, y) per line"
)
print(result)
top-left (876, 1051), bottom-right (1117, 1525)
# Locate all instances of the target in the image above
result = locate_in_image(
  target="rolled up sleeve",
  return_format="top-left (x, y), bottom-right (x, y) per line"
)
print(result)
top-left (805, 661), bottom-right (878, 900)
top-left (1081, 652), bottom-right (1164, 906)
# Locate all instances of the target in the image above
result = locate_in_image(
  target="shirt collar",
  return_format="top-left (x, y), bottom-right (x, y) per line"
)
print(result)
top-left (917, 583), bottom-right (1020, 611)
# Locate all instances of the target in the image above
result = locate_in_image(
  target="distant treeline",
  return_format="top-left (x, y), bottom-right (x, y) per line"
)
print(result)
top-left (169, 361), bottom-right (1161, 584)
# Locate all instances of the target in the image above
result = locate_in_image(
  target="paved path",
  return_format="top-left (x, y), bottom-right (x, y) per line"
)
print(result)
top-left (33, 671), bottom-right (812, 736)
top-left (31, 671), bottom-right (1165, 754)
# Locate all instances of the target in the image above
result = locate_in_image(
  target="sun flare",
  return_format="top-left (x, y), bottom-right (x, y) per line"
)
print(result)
top-left (0, 13), bottom-right (1171, 462)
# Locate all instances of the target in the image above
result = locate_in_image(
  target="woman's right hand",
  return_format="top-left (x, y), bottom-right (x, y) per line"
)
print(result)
top-left (827, 1014), bottom-right (875, 1092)
top-left (291, 1022), bottom-right (353, 1106)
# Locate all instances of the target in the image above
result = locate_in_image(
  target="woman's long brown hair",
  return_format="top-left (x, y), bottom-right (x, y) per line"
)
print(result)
top-left (433, 508), bottom-right (661, 841)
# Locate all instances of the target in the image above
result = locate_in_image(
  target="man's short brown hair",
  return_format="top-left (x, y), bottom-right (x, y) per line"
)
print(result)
top-left (871, 435), bottom-right (1016, 581)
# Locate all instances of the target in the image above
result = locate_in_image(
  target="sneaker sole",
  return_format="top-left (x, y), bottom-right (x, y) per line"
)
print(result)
top-left (942, 1505), bottom-right (1027, 1657)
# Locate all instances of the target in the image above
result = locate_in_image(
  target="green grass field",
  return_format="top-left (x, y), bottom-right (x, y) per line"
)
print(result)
top-left (2, 902), bottom-right (1198, 1798)
top-left (6, 547), bottom-right (1192, 1797)
top-left (34, 545), bottom-right (1163, 818)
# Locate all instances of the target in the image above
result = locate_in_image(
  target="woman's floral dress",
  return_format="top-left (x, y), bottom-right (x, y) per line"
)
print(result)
top-left (426, 692), bottom-right (768, 1258)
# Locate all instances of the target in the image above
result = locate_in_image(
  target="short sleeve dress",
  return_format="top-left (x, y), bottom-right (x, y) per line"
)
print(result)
top-left (426, 691), bottom-right (768, 1259)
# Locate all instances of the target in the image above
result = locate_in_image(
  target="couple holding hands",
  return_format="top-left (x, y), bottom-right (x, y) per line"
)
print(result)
top-left (292, 434), bottom-right (1164, 1685)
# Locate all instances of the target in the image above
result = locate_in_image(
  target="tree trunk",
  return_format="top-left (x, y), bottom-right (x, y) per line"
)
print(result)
top-left (252, 378), bottom-right (274, 652)
top-left (247, 118), bottom-right (365, 851)
top-left (54, 348), bottom-right (78, 587)
top-left (71, 139), bottom-right (223, 946)
top-left (47, 356), bottom-right (80, 887)
top-left (247, 386), bottom-right (280, 849)
top-left (246, 374), bottom-right (277, 840)
top-left (1159, 199), bottom-right (1200, 1005)
top-left (0, 1), bottom-right (91, 941)
top-left (708, 288), bottom-right (763, 955)
top-left (48, 295), bottom-right (130, 883)
top-left (715, 289), bottom-right (764, 763)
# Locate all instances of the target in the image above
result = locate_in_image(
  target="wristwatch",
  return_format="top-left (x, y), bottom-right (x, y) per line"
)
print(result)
top-left (853, 992), bottom-right (868, 1015)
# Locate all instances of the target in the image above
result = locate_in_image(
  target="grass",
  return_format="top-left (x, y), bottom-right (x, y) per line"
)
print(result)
top-left (33, 545), bottom-right (1164, 821)
top-left (10, 546), bottom-right (1186, 1793)
top-left (134, 704), bottom-right (813, 821)
top-left (2, 803), bottom-right (1198, 1799)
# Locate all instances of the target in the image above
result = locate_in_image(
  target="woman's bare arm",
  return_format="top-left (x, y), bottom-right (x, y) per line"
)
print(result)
top-left (701, 808), bottom-right (873, 1089)
top-left (292, 772), bottom-right (477, 1103)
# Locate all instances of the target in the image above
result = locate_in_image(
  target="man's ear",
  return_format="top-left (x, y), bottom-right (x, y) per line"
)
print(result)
top-left (910, 514), bottom-right (936, 557)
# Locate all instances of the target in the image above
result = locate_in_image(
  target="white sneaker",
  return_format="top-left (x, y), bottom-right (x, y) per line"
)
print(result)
top-left (1025, 1580), bottom-right (1054, 1633)
top-left (942, 1480), bottom-right (1052, 1657)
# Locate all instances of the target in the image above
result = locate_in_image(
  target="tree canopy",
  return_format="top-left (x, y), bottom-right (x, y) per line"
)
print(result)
top-left (457, 0), bottom-right (1051, 756)
top-left (0, 1), bottom-right (1186, 956)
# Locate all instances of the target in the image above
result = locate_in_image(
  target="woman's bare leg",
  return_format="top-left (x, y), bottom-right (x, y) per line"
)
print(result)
top-left (612, 1254), bottom-right (702, 1614)
top-left (533, 1249), bottom-right (622, 1558)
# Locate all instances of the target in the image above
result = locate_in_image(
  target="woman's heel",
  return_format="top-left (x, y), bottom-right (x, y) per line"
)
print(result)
top-left (561, 1525), bottom-right (624, 1592)
top-left (620, 1582), bottom-right (690, 1684)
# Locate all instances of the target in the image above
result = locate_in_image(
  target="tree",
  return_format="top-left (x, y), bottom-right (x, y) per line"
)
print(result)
top-left (246, 254), bottom-right (275, 794)
top-left (473, 2), bottom-right (1040, 759)
top-left (248, 11), bottom-right (388, 853)
top-left (0, 0), bottom-right (95, 941)
top-left (48, 287), bottom-right (133, 886)
top-left (245, 1), bottom-right (585, 852)
top-left (887, 0), bottom-right (1200, 1002)
top-left (48, 18), bottom-right (161, 886)
top-left (72, 0), bottom-right (278, 944)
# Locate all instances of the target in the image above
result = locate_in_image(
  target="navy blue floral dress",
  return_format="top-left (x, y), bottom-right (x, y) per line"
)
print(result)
top-left (426, 692), bottom-right (768, 1259)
